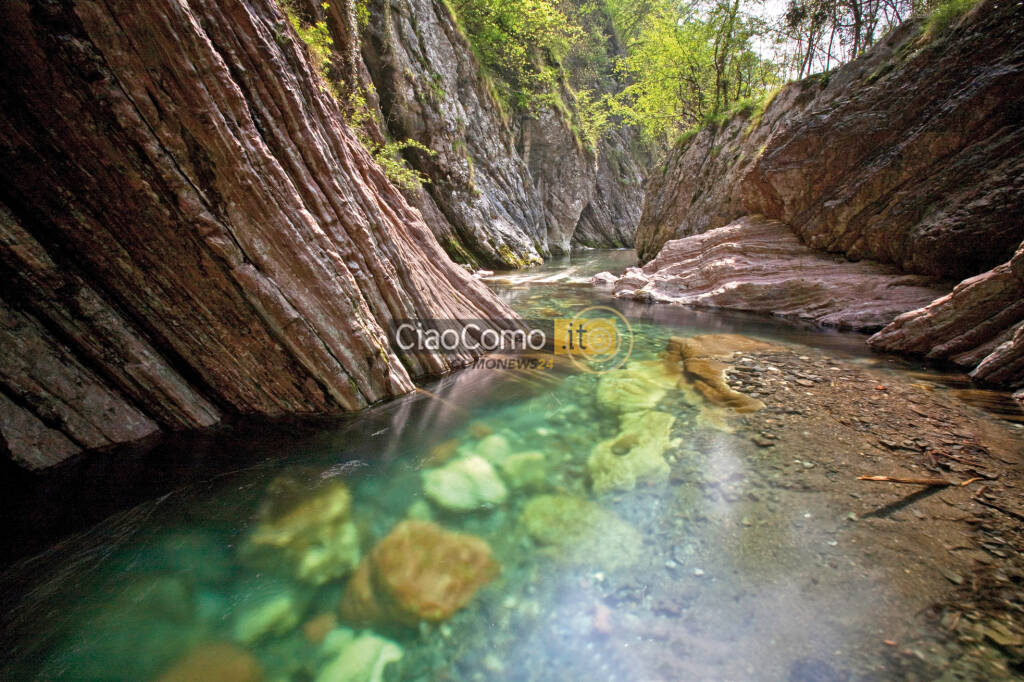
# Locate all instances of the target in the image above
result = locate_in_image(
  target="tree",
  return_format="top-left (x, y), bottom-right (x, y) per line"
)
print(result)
top-left (612, 0), bottom-right (780, 144)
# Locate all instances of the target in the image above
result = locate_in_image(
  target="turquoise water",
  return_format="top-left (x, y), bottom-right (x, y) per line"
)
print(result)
top-left (0, 250), bottom-right (1018, 680)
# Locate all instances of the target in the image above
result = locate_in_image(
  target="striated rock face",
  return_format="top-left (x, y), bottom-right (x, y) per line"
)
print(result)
top-left (515, 104), bottom-right (598, 255)
top-left (869, 243), bottom-right (1024, 387)
top-left (638, 1), bottom-right (1024, 278)
top-left (634, 85), bottom-right (811, 263)
top-left (352, 0), bottom-right (644, 264)
top-left (572, 128), bottom-right (646, 249)
top-left (604, 217), bottom-right (949, 331)
top-left (0, 0), bottom-right (517, 468)
top-left (630, 0), bottom-right (1023, 387)
top-left (359, 0), bottom-right (546, 267)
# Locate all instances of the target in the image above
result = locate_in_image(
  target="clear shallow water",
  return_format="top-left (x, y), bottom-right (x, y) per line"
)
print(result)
top-left (1, 250), bottom-right (1020, 681)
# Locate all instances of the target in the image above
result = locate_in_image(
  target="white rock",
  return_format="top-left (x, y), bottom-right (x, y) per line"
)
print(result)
top-left (423, 456), bottom-right (508, 511)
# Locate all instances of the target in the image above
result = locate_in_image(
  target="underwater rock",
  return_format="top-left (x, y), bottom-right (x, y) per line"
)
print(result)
top-left (468, 433), bottom-right (512, 462)
top-left (588, 410), bottom-right (676, 494)
top-left (232, 578), bottom-right (308, 644)
top-left (315, 631), bottom-right (403, 682)
top-left (422, 438), bottom-right (460, 467)
top-left (422, 455), bottom-right (508, 512)
top-left (41, 573), bottom-right (204, 679)
top-left (303, 612), bottom-right (339, 645)
top-left (116, 574), bottom-right (197, 624)
top-left (405, 499), bottom-right (434, 521)
top-left (468, 422), bottom-right (494, 439)
top-left (595, 360), bottom-right (680, 414)
top-left (157, 642), bottom-right (263, 682)
top-left (498, 451), bottom-right (548, 490)
top-left (339, 520), bottom-right (499, 626)
top-left (669, 334), bottom-right (777, 413)
top-left (241, 474), bottom-right (361, 585)
top-left (520, 495), bottom-right (642, 569)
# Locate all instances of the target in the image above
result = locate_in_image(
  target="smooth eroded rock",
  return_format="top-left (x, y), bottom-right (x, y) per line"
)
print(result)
top-left (588, 410), bottom-right (676, 494)
top-left (614, 217), bottom-right (949, 331)
top-left (339, 520), bottom-right (498, 626)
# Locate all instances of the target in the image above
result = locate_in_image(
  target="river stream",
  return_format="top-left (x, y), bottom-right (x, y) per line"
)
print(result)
top-left (1, 250), bottom-right (1021, 681)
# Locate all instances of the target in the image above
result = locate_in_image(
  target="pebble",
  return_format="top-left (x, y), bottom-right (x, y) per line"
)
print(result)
top-left (693, 568), bottom-right (705, 577)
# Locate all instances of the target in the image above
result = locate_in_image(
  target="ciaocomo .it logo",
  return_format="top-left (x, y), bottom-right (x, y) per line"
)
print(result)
top-left (392, 306), bottom-right (633, 374)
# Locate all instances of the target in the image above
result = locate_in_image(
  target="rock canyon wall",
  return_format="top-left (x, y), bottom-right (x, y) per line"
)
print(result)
top-left (353, 0), bottom-right (646, 266)
top-left (0, 0), bottom-right (519, 468)
top-left (621, 0), bottom-right (1023, 390)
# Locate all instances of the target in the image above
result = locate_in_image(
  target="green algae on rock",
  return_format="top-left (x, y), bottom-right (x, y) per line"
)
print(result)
top-left (595, 359), bottom-right (681, 414)
top-left (587, 410), bottom-right (676, 494)
top-left (232, 577), bottom-right (310, 644)
top-left (422, 455), bottom-right (509, 512)
top-left (315, 629), bottom-right (403, 682)
top-left (498, 450), bottom-right (548, 490)
top-left (240, 475), bottom-right (361, 585)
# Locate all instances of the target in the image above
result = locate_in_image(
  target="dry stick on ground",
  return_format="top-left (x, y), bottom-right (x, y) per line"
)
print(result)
top-left (857, 475), bottom-right (954, 486)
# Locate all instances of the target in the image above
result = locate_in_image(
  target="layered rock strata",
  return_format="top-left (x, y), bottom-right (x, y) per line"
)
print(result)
top-left (600, 217), bottom-right (950, 331)
top-left (627, 0), bottom-right (1023, 387)
top-left (0, 0), bottom-right (517, 467)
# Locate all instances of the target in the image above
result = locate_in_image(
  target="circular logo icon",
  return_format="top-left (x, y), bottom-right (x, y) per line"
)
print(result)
top-left (564, 305), bottom-right (634, 374)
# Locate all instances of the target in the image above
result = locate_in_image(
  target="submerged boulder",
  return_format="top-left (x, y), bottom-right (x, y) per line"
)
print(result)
top-left (422, 455), bottom-right (509, 512)
top-left (231, 577), bottom-right (310, 644)
top-left (595, 360), bottom-right (681, 414)
top-left (315, 629), bottom-right (403, 682)
top-left (339, 520), bottom-right (499, 627)
top-left (241, 473), bottom-right (361, 585)
top-left (157, 643), bottom-right (263, 682)
top-left (520, 495), bottom-right (642, 569)
top-left (587, 410), bottom-right (676, 493)
top-left (498, 451), bottom-right (548, 490)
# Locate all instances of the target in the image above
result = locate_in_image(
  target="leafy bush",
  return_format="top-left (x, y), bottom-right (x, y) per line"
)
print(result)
top-left (280, 1), bottom-right (434, 190)
top-left (447, 0), bottom-right (583, 112)
top-left (923, 0), bottom-right (979, 39)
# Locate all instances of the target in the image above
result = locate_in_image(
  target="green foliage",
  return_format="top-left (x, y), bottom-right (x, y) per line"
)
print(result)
top-left (278, 1), bottom-right (436, 190)
top-left (372, 139), bottom-right (436, 190)
top-left (675, 127), bottom-right (701, 147)
top-left (923, 0), bottom-right (979, 39)
top-left (282, 1), bottom-right (338, 97)
top-left (448, 0), bottom-right (584, 112)
top-left (343, 89), bottom-right (434, 190)
top-left (355, 0), bottom-right (370, 28)
top-left (609, 0), bottom-right (781, 146)
top-left (574, 89), bottom-right (614, 150)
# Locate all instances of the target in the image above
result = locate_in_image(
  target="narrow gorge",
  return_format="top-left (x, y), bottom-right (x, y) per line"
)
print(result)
top-left (0, 0), bottom-right (1021, 680)
top-left (605, 0), bottom-right (1023, 395)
